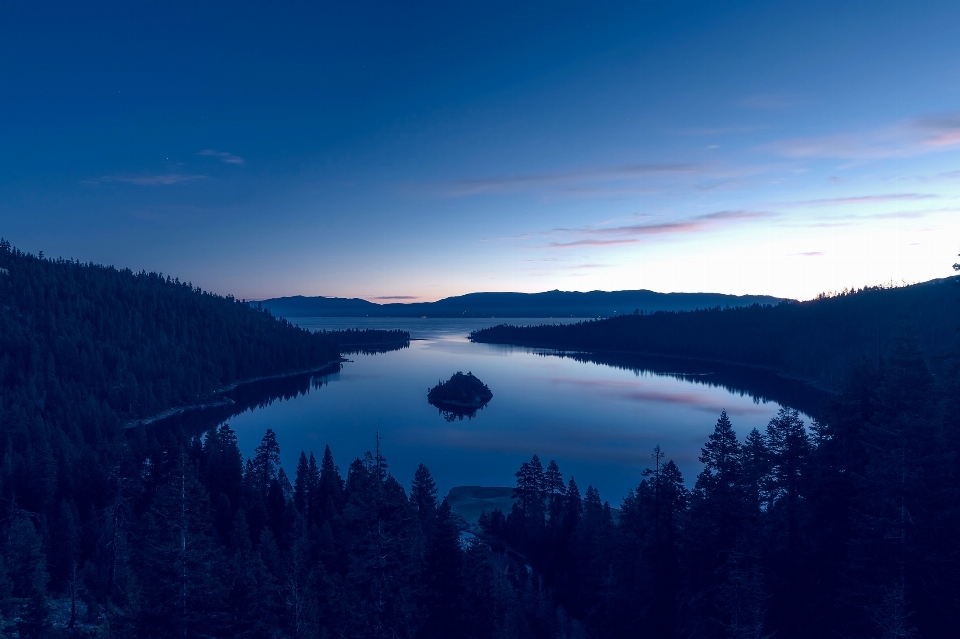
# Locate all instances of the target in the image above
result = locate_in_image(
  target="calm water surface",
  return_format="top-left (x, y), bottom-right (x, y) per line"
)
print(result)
top-left (212, 317), bottom-right (819, 504)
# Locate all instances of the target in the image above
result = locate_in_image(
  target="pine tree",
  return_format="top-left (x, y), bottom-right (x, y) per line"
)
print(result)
top-left (410, 463), bottom-right (439, 528)
top-left (545, 459), bottom-right (565, 500)
top-left (741, 428), bottom-right (769, 518)
top-left (564, 477), bottom-right (583, 535)
top-left (851, 335), bottom-right (950, 635)
top-left (764, 408), bottom-right (811, 638)
top-left (545, 459), bottom-right (566, 526)
top-left (420, 498), bottom-right (464, 638)
top-left (294, 451), bottom-right (310, 515)
top-left (306, 451), bottom-right (321, 527)
top-left (687, 411), bottom-right (746, 637)
top-left (251, 429), bottom-right (281, 499)
top-left (510, 455), bottom-right (547, 545)
top-left (135, 451), bottom-right (224, 637)
top-left (318, 445), bottom-right (344, 523)
top-left (203, 423), bottom-right (245, 509)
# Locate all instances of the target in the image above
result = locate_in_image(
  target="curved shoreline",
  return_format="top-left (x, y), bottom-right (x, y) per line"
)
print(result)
top-left (470, 339), bottom-right (839, 395)
top-left (125, 358), bottom-right (344, 428)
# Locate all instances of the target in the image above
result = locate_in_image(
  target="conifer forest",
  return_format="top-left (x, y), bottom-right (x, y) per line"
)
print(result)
top-left (3, 247), bottom-right (960, 638)
top-left (7, 2), bottom-right (960, 637)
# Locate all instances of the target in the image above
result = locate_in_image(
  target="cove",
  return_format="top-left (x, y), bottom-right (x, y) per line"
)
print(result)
top-left (155, 317), bottom-right (826, 503)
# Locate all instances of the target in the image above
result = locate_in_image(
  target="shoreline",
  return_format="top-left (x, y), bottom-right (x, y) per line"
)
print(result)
top-left (125, 358), bottom-right (344, 428)
top-left (470, 339), bottom-right (839, 395)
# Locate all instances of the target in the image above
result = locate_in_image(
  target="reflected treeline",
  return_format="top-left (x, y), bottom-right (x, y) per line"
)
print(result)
top-left (318, 327), bottom-right (410, 355)
top-left (431, 404), bottom-right (486, 422)
top-left (539, 349), bottom-right (831, 419)
top-left (339, 342), bottom-right (409, 356)
top-left (150, 363), bottom-right (341, 434)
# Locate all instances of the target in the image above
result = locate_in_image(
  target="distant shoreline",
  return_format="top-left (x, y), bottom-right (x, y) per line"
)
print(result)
top-left (125, 358), bottom-right (343, 428)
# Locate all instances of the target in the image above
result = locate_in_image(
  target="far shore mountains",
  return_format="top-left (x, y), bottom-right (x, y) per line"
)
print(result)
top-left (257, 289), bottom-right (788, 319)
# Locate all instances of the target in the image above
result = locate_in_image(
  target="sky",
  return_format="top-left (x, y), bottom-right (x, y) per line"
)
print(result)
top-left (2, 1), bottom-right (960, 302)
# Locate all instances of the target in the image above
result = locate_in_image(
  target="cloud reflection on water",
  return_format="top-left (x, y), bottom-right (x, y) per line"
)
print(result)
top-left (206, 319), bottom-right (822, 501)
top-left (546, 376), bottom-right (774, 416)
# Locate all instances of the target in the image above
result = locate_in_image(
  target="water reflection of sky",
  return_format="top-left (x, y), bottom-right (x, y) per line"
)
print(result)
top-left (224, 318), bottom-right (813, 504)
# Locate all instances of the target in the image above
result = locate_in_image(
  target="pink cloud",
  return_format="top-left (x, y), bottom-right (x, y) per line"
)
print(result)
top-left (794, 193), bottom-right (938, 205)
top-left (543, 210), bottom-right (775, 249)
top-left (765, 111), bottom-right (960, 160)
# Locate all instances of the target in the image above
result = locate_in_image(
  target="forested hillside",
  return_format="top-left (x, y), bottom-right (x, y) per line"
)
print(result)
top-left (481, 337), bottom-right (960, 637)
top-left (4, 346), bottom-right (958, 638)
top-left (471, 277), bottom-right (960, 389)
top-left (3, 240), bottom-right (959, 638)
top-left (0, 240), bottom-right (342, 632)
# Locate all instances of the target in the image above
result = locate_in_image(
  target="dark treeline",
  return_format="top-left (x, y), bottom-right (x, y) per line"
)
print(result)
top-left (3, 332), bottom-right (958, 637)
top-left (0, 241), bottom-right (336, 635)
top-left (1, 420), bottom-right (588, 637)
top-left (480, 334), bottom-right (960, 637)
top-left (0, 240), bottom-right (339, 420)
top-left (471, 277), bottom-right (960, 389)
top-left (4, 240), bottom-right (960, 637)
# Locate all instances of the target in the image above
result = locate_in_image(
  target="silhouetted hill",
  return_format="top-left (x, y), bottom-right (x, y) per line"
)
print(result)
top-left (471, 277), bottom-right (960, 389)
top-left (258, 289), bottom-right (786, 318)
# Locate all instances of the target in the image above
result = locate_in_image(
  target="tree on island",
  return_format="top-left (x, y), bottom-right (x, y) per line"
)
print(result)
top-left (427, 371), bottom-right (493, 421)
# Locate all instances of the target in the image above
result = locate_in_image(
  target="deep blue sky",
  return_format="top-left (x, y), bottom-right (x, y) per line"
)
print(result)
top-left (3, 1), bottom-right (959, 301)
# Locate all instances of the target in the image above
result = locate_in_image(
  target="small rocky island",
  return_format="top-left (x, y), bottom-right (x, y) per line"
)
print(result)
top-left (427, 371), bottom-right (493, 421)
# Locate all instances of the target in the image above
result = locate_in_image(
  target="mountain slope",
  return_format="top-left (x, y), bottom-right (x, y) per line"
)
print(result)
top-left (259, 289), bottom-right (786, 318)
top-left (0, 240), bottom-right (340, 523)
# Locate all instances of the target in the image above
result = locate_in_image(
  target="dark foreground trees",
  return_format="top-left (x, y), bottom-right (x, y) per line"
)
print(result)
top-left (2, 337), bottom-right (959, 637)
top-left (2, 239), bottom-right (959, 637)
top-left (476, 339), bottom-right (960, 638)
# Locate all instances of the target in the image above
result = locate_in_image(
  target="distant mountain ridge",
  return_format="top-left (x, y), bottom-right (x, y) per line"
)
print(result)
top-left (258, 289), bottom-right (788, 318)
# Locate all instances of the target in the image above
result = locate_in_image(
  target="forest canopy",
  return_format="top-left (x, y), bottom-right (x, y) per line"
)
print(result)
top-left (2, 240), bottom-right (960, 638)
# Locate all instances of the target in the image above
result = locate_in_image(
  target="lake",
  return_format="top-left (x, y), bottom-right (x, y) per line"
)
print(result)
top-left (171, 317), bottom-right (825, 505)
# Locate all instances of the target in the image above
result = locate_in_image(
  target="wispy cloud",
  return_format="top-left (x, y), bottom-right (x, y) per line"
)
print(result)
top-left (85, 173), bottom-right (207, 186)
top-left (796, 251), bottom-right (825, 257)
top-left (198, 149), bottom-right (245, 165)
top-left (676, 124), bottom-right (770, 136)
top-left (916, 113), bottom-right (960, 146)
top-left (372, 295), bottom-right (419, 300)
top-left (545, 210), bottom-right (775, 249)
top-left (429, 163), bottom-right (702, 197)
top-left (793, 193), bottom-right (938, 206)
top-left (788, 206), bottom-right (959, 229)
top-left (766, 111), bottom-right (960, 160)
top-left (549, 239), bottom-right (642, 248)
top-left (865, 207), bottom-right (960, 220)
